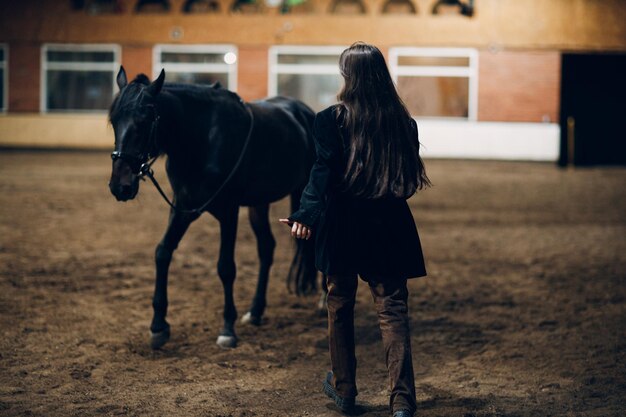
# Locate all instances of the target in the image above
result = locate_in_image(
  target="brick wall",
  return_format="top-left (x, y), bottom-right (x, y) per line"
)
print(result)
top-left (9, 43), bottom-right (40, 112)
top-left (237, 45), bottom-right (268, 101)
top-left (478, 50), bottom-right (560, 123)
top-left (5, 42), bottom-right (563, 124)
top-left (121, 45), bottom-right (153, 81)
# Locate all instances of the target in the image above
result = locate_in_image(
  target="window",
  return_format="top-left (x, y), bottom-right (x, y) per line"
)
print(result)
top-left (182, 0), bottom-right (220, 13)
top-left (389, 47), bottom-right (478, 119)
top-left (153, 45), bottom-right (238, 91)
top-left (231, 0), bottom-right (264, 13)
top-left (382, 0), bottom-right (417, 14)
top-left (329, 0), bottom-right (366, 14)
top-left (83, 0), bottom-right (125, 14)
top-left (278, 0), bottom-right (316, 15)
top-left (135, 0), bottom-right (170, 13)
top-left (0, 44), bottom-right (7, 112)
top-left (431, 0), bottom-right (474, 17)
top-left (269, 46), bottom-right (345, 112)
top-left (41, 44), bottom-right (120, 112)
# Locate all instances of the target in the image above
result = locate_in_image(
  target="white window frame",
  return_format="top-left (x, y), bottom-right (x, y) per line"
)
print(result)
top-left (268, 45), bottom-right (346, 97)
top-left (388, 47), bottom-right (479, 121)
top-left (0, 44), bottom-right (8, 113)
top-left (153, 44), bottom-right (238, 91)
top-left (40, 43), bottom-right (121, 113)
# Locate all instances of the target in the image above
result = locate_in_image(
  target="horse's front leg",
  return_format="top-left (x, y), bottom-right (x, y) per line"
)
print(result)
top-left (215, 205), bottom-right (240, 348)
top-left (241, 204), bottom-right (276, 326)
top-left (150, 209), bottom-right (198, 349)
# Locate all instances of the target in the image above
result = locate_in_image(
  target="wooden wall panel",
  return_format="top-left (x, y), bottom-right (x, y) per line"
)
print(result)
top-left (1, 0), bottom-right (625, 51)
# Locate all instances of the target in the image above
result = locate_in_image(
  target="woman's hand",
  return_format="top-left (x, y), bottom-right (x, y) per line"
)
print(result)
top-left (279, 219), bottom-right (312, 240)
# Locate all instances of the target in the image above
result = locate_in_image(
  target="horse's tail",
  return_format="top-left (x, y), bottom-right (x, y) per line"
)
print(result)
top-left (286, 99), bottom-right (318, 295)
top-left (286, 232), bottom-right (318, 295)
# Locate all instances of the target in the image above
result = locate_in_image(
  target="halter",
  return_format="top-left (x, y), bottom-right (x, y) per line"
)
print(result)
top-left (111, 101), bottom-right (255, 216)
top-left (111, 104), bottom-right (160, 175)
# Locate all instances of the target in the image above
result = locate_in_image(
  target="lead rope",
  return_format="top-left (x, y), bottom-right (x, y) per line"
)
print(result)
top-left (139, 103), bottom-right (254, 215)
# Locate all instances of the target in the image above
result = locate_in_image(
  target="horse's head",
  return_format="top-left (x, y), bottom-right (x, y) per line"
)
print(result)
top-left (108, 66), bottom-right (165, 201)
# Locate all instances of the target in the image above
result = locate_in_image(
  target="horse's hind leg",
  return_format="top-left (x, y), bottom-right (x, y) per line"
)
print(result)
top-left (151, 210), bottom-right (198, 349)
top-left (242, 204), bottom-right (276, 326)
top-left (215, 205), bottom-right (240, 349)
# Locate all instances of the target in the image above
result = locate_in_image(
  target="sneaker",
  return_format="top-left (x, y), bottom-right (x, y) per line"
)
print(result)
top-left (393, 410), bottom-right (413, 417)
top-left (322, 371), bottom-right (355, 413)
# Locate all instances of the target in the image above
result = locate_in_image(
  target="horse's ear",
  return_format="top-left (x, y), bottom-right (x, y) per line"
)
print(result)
top-left (116, 66), bottom-right (128, 90)
top-left (148, 69), bottom-right (165, 96)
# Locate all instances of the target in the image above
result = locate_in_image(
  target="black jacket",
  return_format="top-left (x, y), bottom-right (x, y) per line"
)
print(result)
top-left (288, 105), bottom-right (426, 281)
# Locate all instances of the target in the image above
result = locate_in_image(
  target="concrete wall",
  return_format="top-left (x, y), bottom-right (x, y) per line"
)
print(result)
top-left (0, 113), bottom-right (560, 161)
top-left (0, 114), bottom-right (112, 149)
top-left (418, 120), bottom-right (559, 161)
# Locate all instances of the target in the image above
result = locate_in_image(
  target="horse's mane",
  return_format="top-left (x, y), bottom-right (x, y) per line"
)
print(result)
top-left (161, 81), bottom-right (243, 105)
top-left (134, 74), bottom-right (151, 85)
top-left (163, 81), bottom-right (222, 91)
top-left (109, 76), bottom-right (149, 123)
top-left (109, 74), bottom-right (237, 123)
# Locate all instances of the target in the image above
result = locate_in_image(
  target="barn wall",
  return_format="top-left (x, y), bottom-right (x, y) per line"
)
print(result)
top-left (478, 50), bottom-right (561, 123)
top-left (0, 0), bottom-right (624, 158)
top-left (237, 45), bottom-right (269, 101)
top-left (0, 114), bottom-right (112, 149)
top-left (122, 46), bottom-right (153, 82)
top-left (1, 0), bottom-right (625, 50)
top-left (8, 43), bottom-right (40, 112)
top-left (4, 45), bottom-right (562, 121)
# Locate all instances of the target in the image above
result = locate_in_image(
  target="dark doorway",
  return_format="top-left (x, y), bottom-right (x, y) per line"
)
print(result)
top-left (559, 53), bottom-right (626, 166)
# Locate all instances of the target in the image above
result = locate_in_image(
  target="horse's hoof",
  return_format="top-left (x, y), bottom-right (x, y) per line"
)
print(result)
top-left (150, 328), bottom-right (170, 350)
top-left (241, 311), bottom-right (262, 326)
top-left (216, 334), bottom-right (237, 349)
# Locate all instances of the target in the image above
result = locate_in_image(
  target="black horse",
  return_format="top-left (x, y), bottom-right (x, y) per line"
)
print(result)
top-left (109, 67), bottom-right (318, 349)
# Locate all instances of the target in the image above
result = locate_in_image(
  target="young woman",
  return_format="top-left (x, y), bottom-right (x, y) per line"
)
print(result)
top-left (280, 42), bottom-right (430, 417)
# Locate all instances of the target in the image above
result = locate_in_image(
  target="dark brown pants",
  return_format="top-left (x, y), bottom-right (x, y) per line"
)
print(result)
top-left (326, 273), bottom-right (417, 414)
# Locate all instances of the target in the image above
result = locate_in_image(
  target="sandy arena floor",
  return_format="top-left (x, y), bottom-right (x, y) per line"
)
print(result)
top-left (0, 151), bottom-right (625, 417)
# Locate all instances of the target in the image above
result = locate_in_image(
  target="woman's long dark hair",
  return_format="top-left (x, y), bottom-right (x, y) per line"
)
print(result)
top-left (337, 42), bottom-right (431, 198)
